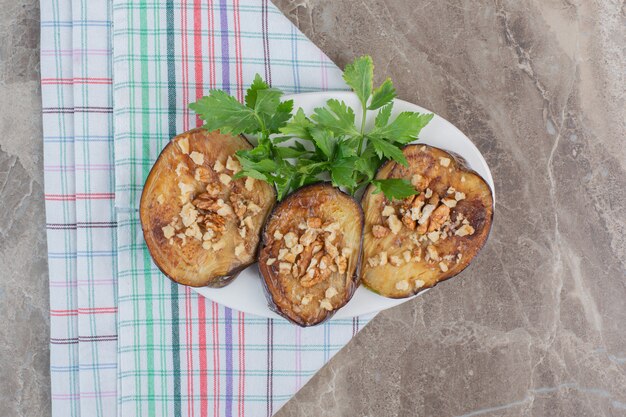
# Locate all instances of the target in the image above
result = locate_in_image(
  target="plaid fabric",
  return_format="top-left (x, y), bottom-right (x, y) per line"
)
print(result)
top-left (113, 1), bottom-right (374, 415)
top-left (43, 0), bottom-right (373, 416)
top-left (41, 1), bottom-right (117, 416)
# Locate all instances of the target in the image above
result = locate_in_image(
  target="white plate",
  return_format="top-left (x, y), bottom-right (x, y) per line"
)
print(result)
top-left (194, 91), bottom-right (495, 320)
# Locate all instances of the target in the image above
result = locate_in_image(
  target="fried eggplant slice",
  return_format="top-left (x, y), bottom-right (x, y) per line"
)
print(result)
top-left (140, 128), bottom-right (276, 287)
top-left (258, 183), bottom-right (364, 326)
top-left (361, 144), bottom-right (493, 298)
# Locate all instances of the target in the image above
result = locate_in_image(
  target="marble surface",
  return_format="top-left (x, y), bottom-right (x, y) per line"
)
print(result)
top-left (1, 0), bottom-right (624, 416)
top-left (0, 0), bottom-right (50, 416)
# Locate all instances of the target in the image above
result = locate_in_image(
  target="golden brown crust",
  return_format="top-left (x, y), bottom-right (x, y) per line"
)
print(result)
top-left (258, 183), bottom-right (364, 326)
top-left (361, 144), bottom-right (493, 298)
top-left (140, 128), bottom-right (276, 287)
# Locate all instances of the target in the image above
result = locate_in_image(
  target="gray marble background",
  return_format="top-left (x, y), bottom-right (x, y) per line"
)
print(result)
top-left (1, 0), bottom-right (625, 416)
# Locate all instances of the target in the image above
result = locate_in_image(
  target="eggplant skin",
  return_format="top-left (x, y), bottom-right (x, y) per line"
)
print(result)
top-left (140, 128), bottom-right (276, 288)
top-left (258, 183), bottom-right (364, 327)
top-left (360, 144), bottom-right (494, 298)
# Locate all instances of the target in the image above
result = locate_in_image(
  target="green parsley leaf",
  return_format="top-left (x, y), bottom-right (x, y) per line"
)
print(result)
top-left (370, 111), bottom-right (434, 144)
top-left (375, 103), bottom-right (393, 128)
top-left (244, 74), bottom-right (269, 109)
top-left (354, 145), bottom-right (380, 181)
top-left (371, 178), bottom-right (419, 200)
top-left (265, 99), bottom-right (293, 133)
top-left (342, 55), bottom-right (373, 107)
top-left (189, 55), bottom-right (433, 201)
top-left (311, 99), bottom-right (359, 136)
top-left (189, 90), bottom-right (259, 135)
top-left (331, 157), bottom-right (358, 189)
top-left (280, 108), bottom-right (314, 140)
top-left (254, 88), bottom-right (283, 115)
top-left (368, 136), bottom-right (408, 166)
top-left (310, 128), bottom-right (336, 159)
top-left (368, 78), bottom-right (396, 110)
top-left (275, 142), bottom-right (311, 158)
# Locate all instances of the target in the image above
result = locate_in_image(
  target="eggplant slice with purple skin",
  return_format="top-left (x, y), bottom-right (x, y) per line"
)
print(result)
top-left (258, 183), bottom-right (364, 327)
top-left (361, 144), bottom-right (494, 298)
top-left (140, 128), bottom-right (276, 287)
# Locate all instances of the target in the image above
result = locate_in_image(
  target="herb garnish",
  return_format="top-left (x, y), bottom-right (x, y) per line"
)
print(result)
top-left (189, 55), bottom-right (433, 201)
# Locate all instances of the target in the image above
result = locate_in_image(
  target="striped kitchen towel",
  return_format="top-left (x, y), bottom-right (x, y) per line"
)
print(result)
top-left (112, 1), bottom-right (373, 415)
top-left (42, 0), bottom-right (374, 416)
top-left (41, 0), bottom-right (118, 416)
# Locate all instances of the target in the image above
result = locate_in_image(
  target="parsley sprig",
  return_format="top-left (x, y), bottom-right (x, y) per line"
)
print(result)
top-left (189, 55), bottom-right (433, 201)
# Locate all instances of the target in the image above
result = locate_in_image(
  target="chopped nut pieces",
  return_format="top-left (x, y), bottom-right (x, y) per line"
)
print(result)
top-left (426, 245), bottom-right (440, 262)
top-left (395, 280), bottom-right (409, 291)
top-left (283, 232), bottom-right (298, 248)
top-left (234, 243), bottom-right (245, 258)
top-left (427, 231), bottom-right (440, 242)
top-left (439, 157), bottom-right (451, 167)
top-left (336, 256), bottom-right (347, 274)
top-left (194, 167), bottom-right (212, 182)
top-left (226, 156), bottom-right (241, 173)
top-left (212, 240), bottom-right (226, 251)
top-left (387, 214), bottom-right (402, 235)
top-left (372, 225), bottom-right (390, 238)
top-left (178, 137), bottom-right (189, 154)
top-left (411, 174), bottom-right (430, 189)
top-left (157, 194), bottom-right (165, 205)
top-left (414, 279), bottom-right (425, 289)
top-left (219, 173), bottom-right (232, 186)
top-left (428, 205), bottom-right (450, 232)
top-left (439, 262), bottom-right (449, 272)
top-left (245, 177), bottom-right (255, 191)
top-left (162, 224), bottom-right (175, 239)
top-left (455, 224), bottom-right (475, 237)
top-left (175, 162), bottom-right (187, 177)
top-left (381, 205), bottom-right (395, 217)
top-left (213, 159), bottom-right (225, 172)
top-left (319, 299), bottom-right (333, 311)
top-left (270, 217), bottom-right (352, 296)
top-left (266, 257), bottom-right (276, 266)
top-left (301, 294), bottom-right (312, 305)
top-left (325, 287), bottom-right (338, 299)
top-left (189, 151), bottom-right (204, 165)
top-left (306, 217), bottom-right (322, 229)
